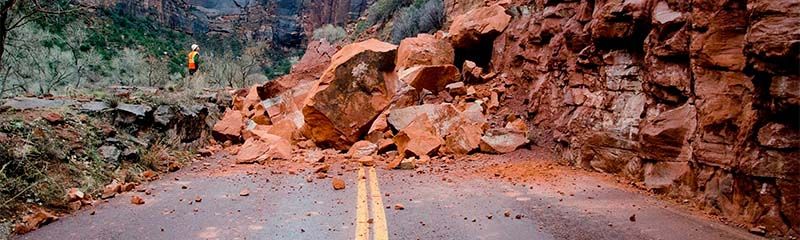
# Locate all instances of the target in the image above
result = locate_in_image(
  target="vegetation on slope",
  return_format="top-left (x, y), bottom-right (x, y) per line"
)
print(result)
top-left (348, 0), bottom-right (445, 44)
top-left (1, 4), bottom-right (299, 98)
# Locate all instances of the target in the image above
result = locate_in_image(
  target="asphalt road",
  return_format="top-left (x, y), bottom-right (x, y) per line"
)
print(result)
top-left (16, 151), bottom-right (760, 240)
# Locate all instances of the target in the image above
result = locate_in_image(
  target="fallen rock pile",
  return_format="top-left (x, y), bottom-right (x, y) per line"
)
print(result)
top-left (212, 12), bottom-right (526, 168)
top-left (13, 208), bottom-right (58, 234)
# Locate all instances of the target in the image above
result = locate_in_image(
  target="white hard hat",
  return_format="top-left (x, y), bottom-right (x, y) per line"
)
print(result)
top-left (191, 44), bottom-right (199, 50)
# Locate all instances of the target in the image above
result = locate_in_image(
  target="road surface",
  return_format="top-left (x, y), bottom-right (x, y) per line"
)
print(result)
top-left (17, 149), bottom-right (760, 240)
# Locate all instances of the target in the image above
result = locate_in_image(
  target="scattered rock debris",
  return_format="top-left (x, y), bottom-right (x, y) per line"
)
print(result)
top-left (131, 195), bottom-right (145, 205)
top-left (332, 178), bottom-right (346, 190)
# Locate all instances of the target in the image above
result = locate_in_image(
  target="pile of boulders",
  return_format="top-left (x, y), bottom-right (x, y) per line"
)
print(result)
top-left (211, 3), bottom-right (522, 167)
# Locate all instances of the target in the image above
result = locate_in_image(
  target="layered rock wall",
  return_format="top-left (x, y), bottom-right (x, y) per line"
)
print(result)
top-left (490, 0), bottom-right (798, 235)
top-left (302, 0), bottom-right (371, 32)
top-left (76, 0), bottom-right (370, 49)
top-left (76, 0), bottom-right (194, 32)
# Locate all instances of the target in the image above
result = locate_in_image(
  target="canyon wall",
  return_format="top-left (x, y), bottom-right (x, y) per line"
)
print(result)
top-left (488, 0), bottom-right (798, 235)
top-left (76, 0), bottom-right (370, 48)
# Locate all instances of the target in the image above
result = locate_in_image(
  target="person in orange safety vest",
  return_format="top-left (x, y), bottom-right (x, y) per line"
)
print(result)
top-left (188, 44), bottom-right (200, 76)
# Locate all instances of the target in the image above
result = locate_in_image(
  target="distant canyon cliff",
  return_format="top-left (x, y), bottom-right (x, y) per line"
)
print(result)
top-left (75, 0), bottom-right (371, 48)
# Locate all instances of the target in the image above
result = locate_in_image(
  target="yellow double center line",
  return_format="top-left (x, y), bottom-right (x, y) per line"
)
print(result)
top-left (355, 167), bottom-right (389, 240)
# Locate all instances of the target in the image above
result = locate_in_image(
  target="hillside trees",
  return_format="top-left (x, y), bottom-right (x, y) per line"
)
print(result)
top-left (205, 43), bottom-right (267, 89)
top-left (1, 17), bottom-right (183, 96)
top-left (366, 0), bottom-right (410, 25)
top-left (2, 24), bottom-right (95, 96)
top-left (0, 0), bottom-right (78, 97)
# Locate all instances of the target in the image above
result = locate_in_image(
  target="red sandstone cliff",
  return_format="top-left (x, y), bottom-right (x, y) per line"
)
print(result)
top-left (488, 0), bottom-right (798, 235)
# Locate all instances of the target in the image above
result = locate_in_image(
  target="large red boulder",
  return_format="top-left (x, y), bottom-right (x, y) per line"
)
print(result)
top-left (448, 4), bottom-right (511, 49)
top-left (643, 161), bottom-right (692, 190)
top-left (292, 40), bottom-right (339, 78)
top-left (444, 121), bottom-right (484, 155)
top-left (387, 104), bottom-right (460, 136)
top-left (236, 133), bottom-right (292, 164)
top-left (241, 85), bottom-right (262, 115)
top-left (302, 39), bottom-right (399, 149)
top-left (394, 114), bottom-right (443, 157)
top-left (212, 109), bottom-right (245, 142)
top-left (396, 34), bottom-right (455, 70)
top-left (268, 118), bottom-right (300, 142)
top-left (259, 80), bottom-right (318, 141)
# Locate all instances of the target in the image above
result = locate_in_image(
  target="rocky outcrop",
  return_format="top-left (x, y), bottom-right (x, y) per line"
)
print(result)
top-left (488, 0), bottom-right (799, 236)
top-left (0, 88), bottom-right (227, 230)
top-left (448, 4), bottom-right (511, 49)
top-left (76, 0), bottom-right (192, 32)
top-left (302, 0), bottom-right (370, 32)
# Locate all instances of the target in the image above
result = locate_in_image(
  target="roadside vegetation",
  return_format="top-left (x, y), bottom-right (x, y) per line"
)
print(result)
top-left (312, 24), bottom-right (347, 43)
top-left (353, 0), bottom-right (445, 43)
top-left (0, 107), bottom-right (195, 219)
top-left (0, 3), bottom-right (299, 99)
top-left (390, 0), bottom-right (445, 43)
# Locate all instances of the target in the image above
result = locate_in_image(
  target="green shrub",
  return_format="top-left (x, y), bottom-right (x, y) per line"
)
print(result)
top-left (197, 34), bottom-right (244, 58)
top-left (312, 24), bottom-right (347, 43)
top-left (390, 0), bottom-right (444, 43)
top-left (367, 0), bottom-right (409, 25)
top-left (417, 0), bottom-right (444, 33)
top-left (86, 9), bottom-right (191, 75)
top-left (265, 56), bottom-right (297, 80)
top-left (353, 20), bottom-right (370, 38)
top-left (391, 6), bottom-right (421, 43)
